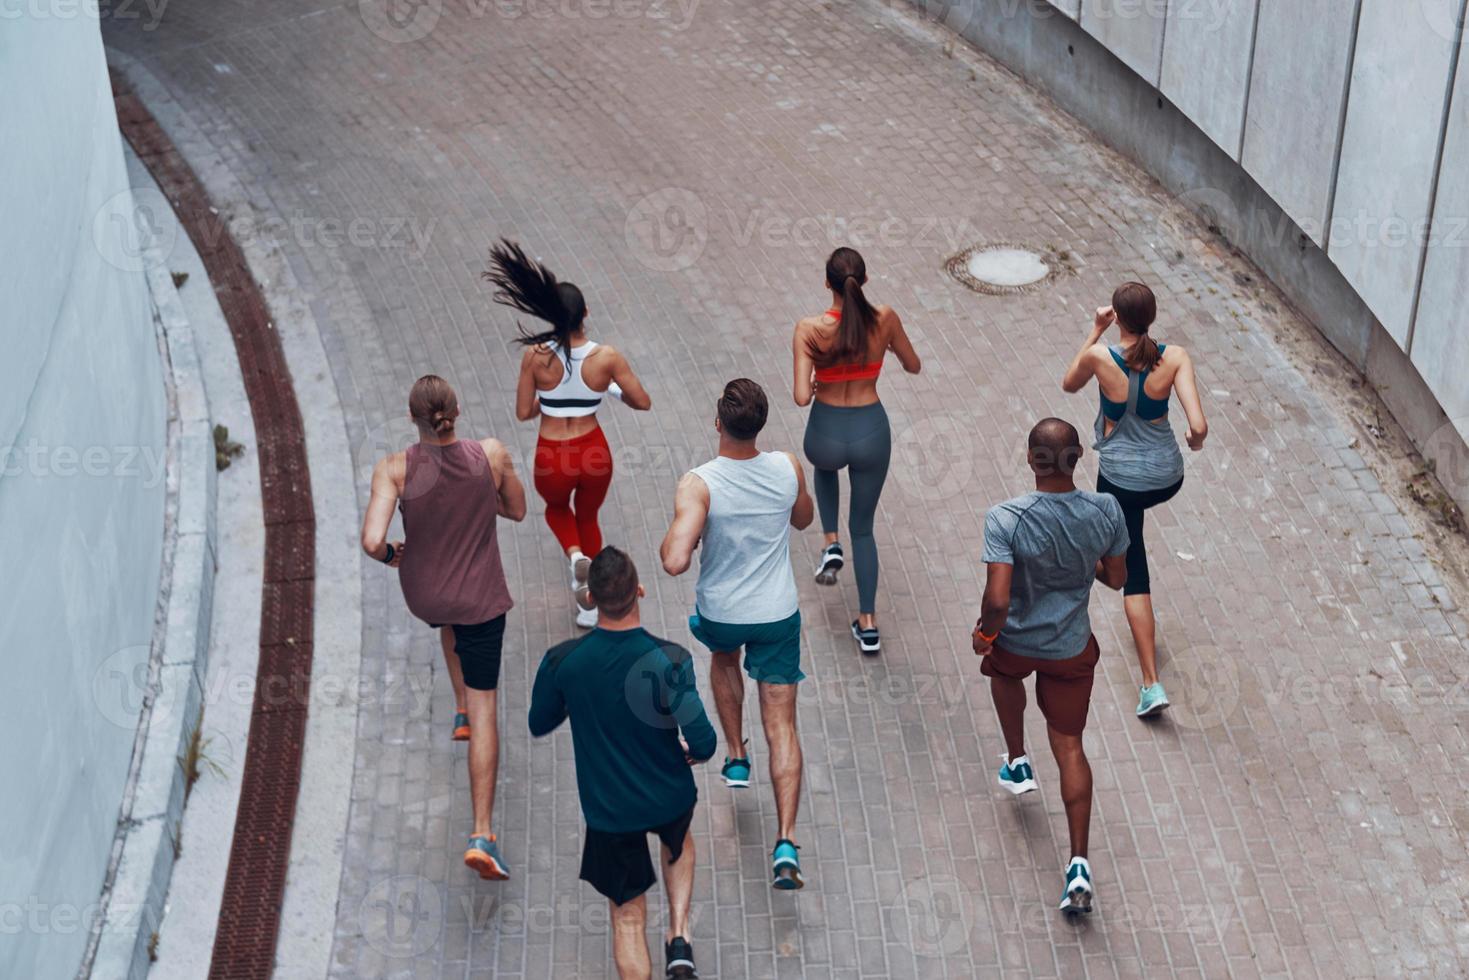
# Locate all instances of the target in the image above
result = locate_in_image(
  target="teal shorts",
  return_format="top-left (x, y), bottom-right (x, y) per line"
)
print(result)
top-left (688, 609), bottom-right (804, 685)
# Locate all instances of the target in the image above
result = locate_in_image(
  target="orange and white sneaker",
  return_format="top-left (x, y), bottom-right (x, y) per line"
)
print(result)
top-left (464, 834), bottom-right (509, 880)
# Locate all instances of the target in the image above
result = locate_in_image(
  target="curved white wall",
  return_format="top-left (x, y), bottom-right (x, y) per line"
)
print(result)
top-left (0, 14), bottom-right (167, 980)
top-left (1058, 0), bottom-right (1469, 436)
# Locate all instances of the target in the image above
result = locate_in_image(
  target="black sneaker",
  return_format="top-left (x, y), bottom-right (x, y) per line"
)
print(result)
top-left (851, 620), bottom-right (880, 655)
top-left (814, 542), bottom-right (844, 585)
top-left (665, 936), bottom-right (698, 979)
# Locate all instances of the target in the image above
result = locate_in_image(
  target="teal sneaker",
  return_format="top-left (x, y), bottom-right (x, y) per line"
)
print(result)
top-left (1136, 683), bottom-right (1170, 718)
top-left (771, 839), bottom-right (804, 890)
top-left (721, 741), bottom-right (751, 788)
top-left (451, 711), bottom-right (471, 742)
top-left (1058, 857), bottom-right (1093, 915)
top-left (464, 834), bottom-right (509, 881)
top-left (997, 754), bottom-right (1038, 796)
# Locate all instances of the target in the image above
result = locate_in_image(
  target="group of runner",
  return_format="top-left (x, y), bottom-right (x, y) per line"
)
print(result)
top-left (358, 243), bottom-right (1207, 979)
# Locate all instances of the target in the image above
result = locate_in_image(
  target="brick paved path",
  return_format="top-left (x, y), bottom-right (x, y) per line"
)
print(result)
top-left (108, 1), bottom-right (1469, 976)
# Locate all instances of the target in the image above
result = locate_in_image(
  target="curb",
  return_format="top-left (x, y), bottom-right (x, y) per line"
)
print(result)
top-left (87, 201), bottom-right (219, 979)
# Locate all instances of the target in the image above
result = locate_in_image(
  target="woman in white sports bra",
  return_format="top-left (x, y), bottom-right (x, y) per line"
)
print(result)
top-left (485, 240), bottom-right (652, 628)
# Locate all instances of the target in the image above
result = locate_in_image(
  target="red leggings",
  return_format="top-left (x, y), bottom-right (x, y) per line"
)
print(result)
top-left (533, 427), bottom-right (613, 556)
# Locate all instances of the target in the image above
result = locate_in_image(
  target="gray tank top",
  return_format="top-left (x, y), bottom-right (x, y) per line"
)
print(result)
top-left (691, 452), bottom-right (799, 624)
top-left (1093, 345), bottom-right (1185, 492)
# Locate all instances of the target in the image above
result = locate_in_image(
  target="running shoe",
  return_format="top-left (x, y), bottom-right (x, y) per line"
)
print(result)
top-left (850, 620), bottom-right (880, 655)
top-left (997, 754), bottom-right (1038, 796)
top-left (570, 552), bottom-right (593, 609)
top-left (665, 936), bottom-right (698, 979)
top-left (451, 711), bottom-right (471, 742)
top-left (721, 743), bottom-right (752, 788)
top-left (771, 839), bottom-right (804, 890)
top-left (814, 542), bottom-right (844, 585)
top-left (464, 834), bottom-right (509, 881)
top-left (575, 604), bottom-right (598, 629)
top-left (1058, 857), bottom-right (1093, 915)
top-left (1136, 683), bottom-right (1170, 718)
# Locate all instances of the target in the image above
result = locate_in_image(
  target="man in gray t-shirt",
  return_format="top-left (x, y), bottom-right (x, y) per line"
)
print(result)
top-left (971, 419), bottom-right (1129, 918)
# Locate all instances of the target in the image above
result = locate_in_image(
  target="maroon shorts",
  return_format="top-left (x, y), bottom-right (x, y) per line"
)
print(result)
top-left (980, 635), bottom-right (1101, 736)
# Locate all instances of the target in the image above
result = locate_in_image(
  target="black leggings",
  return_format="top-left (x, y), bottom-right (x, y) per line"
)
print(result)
top-left (1096, 474), bottom-right (1184, 597)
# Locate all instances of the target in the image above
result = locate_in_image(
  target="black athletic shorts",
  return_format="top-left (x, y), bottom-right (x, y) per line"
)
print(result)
top-left (580, 806), bottom-right (695, 906)
top-left (435, 615), bottom-right (507, 691)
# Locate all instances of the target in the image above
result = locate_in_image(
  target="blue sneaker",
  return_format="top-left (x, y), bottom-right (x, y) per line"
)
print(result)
top-left (1058, 857), bottom-right (1093, 915)
top-left (997, 754), bottom-right (1038, 796)
top-left (1136, 683), bottom-right (1170, 718)
top-left (721, 741), bottom-right (751, 788)
top-left (771, 839), bottom-right (804, 890)
top-left (464, 834), bottom-right (509, 881)
top-left (451, 711), bottom-right (471, 742)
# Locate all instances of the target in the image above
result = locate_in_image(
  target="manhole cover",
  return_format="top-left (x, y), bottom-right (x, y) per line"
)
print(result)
top-left (946, 243), bottom-right (1058, 295)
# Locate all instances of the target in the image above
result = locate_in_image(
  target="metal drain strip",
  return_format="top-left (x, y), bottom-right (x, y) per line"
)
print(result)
top-left (113, 70), bottom-right (318, 980)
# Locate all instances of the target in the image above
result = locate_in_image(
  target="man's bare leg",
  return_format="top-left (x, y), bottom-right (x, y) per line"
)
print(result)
top-left (1046, 726), bottom-right (1092, 858)
top-left (441, 626), bottom-right (468, 716)
top-left (662, 830), bottom-right (695, 942)
top-left (708, 650), bottom-right (746, 755)
top-left (988, 674), bottom-right (1028, 760)
top-left (608, 894), bottom-right (651, 980)
top-left (758, 682), bottom-right (802, 840)
top-left (465, 687), bottom-right (498, 838)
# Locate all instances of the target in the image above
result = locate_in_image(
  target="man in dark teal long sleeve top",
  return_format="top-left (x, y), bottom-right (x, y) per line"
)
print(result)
top-left (528, 547), bottom-right (713, 980)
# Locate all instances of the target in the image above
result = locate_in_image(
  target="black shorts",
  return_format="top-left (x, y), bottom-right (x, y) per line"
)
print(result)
top-left (435, 615), bottom-right (506, 691)
top-left (580, 806), bottom-right (695, 906)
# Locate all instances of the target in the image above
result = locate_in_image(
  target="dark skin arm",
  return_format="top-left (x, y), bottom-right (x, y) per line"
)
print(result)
top-left (1094, 553), bottom-right (1128, 592)
top-left (972, 562), bottom-right (1013, 656)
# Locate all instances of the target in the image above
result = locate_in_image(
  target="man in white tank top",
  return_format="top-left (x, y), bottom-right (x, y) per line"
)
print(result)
top-left (660, 379), bottom-right (815, 891)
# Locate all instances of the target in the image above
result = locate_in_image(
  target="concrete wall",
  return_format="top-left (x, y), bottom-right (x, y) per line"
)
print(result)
top-left (918, 0), bottom-right (1469, 504)
top-left (0, 15), bottom-right (167, 980)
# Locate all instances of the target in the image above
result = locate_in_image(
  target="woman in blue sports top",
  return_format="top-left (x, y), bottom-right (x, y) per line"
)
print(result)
top-left (1062, 281), bottom-right (1209, 720)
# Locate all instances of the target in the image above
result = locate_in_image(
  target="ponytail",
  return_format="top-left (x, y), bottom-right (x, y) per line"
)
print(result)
top-left (409, 375), bottom-right (459, 435)
top-left (483, 238), bottom-right (588, 370)
top-left (1112, 281), bottom-right (1161, 373)
top-left (811, 247), bottom-right (878, 368)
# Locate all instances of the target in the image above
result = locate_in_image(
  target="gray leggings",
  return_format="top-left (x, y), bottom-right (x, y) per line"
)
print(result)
top-left (803, 400), bottom-right (891, 614)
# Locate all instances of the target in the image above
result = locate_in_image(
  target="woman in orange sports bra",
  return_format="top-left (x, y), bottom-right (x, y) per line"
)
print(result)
top-left (793, 246), bottom-right (921, 655)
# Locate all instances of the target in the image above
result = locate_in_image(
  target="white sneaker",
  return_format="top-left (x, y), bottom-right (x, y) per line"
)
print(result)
top-left (575, 604), bottom-right (598, 629)
top-left (569, 553), bottom-right (593, 609)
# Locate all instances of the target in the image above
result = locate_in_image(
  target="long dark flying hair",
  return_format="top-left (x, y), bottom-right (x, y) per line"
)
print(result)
top-left (1113, 281), bottom-right (1161, 373)
top-left (483, 238), bottom-right (587, 370)
top-left (809, 246), bottom-right (878, 368)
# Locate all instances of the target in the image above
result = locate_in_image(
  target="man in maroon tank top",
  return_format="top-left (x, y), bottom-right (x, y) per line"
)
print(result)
top-left (361, 375), bottom-right (527, 880)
